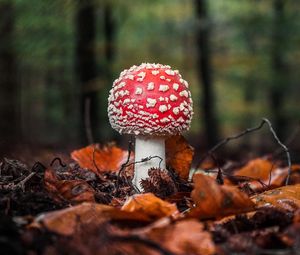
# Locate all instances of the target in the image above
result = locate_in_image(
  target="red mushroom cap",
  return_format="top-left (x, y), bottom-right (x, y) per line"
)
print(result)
top-left (108, 63), bottom-right (193, 136)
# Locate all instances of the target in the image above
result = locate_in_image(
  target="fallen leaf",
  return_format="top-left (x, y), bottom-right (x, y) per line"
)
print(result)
top-left (44, 167), bottom-right (95, 203)
top-left (71, 143), bottom-right (132, 174)
top-left (166, 135), bottom-right (194, 180)
top-left (235, 158), bottom-right (274, 180)
top-left (252, 184), bottom-right (300, 211)
top-left (121, 193), bottom-right (178, 220)
top-left (147, 219), bottom-right (215, 255)
top-left (189, 173), bottom-right (255, 219)
top-left (30, 202), bottom-right (150, 235)
top-left (234, 158), bottom-right (300, 190)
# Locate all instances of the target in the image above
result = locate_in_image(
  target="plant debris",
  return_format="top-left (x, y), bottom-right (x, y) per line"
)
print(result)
top-left (1, 132), bottom-right (300, 254)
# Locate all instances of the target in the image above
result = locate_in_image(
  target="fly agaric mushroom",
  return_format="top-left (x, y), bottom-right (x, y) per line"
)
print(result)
top-left (108, 63), bottom-right (193, 191)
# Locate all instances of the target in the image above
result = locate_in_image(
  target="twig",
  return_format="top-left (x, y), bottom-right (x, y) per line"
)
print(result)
top-left (115, 138), bottom-right (164, 193)
top-left (116, 137), bottom-right (134, 192)
top-left (205, 169), bottom-right (268, 189)
top-left (124, 156), bottom-right (163, 169)
top-left (199, 120), bottom-right (265, 163)
top-left (197, 118), bottom-right (292, 185)
top-left (85, 97), bottom-right (94, 144)
top-left (92, 146), bottom-right (107, 182)
top-left (0, 172), bottom-right (36, 191)
top-left (127, 155), bottom-right (164, 193)
top-left (210, 153), bottom-right (224, 185)
top-left (50, 157), bottom-right (66, 168)
top-left (262, 118), bottom-right (292, 185)
top-left (31, 162), bottom-right (46, 172)
top-left (273, 124), bottom-right (299, 157)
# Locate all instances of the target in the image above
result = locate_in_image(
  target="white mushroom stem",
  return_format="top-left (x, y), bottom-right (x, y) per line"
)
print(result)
top-left (133, 136), bottom-right (166, 191)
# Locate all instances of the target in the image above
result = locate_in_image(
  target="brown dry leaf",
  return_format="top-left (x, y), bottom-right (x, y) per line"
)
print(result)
top-left (234, 158), bottom-right (300, 190)
top-left (71, 143), bottom-right (132, 174)
top-left (166, 135), bottom-right (194, 180)
top-left (235, 158), bottom-right (274, 180)
top-left (189, 173), bottom-right (255, 219)
top-left (147, 219), bottom-right (215, 255)
top-left (252, 184), bottom-right (300, 211)
top-left (121, 193), bottom-right (178, 220)
top-left (44, 167), bottom-right (95, 203)
top-left (30, 202), bottom-right (150, 236)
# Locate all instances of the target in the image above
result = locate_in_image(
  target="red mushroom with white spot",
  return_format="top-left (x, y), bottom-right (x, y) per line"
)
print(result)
top-left (107, 63), bottom-right (193, 191)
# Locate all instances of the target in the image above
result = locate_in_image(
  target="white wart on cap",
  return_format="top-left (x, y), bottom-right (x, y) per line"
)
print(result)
top-left (108, 63), bottom-right (193, 136)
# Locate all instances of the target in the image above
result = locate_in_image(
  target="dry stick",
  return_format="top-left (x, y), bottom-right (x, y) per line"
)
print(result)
top-left (116, 137), bottom-right (164, 193)
top-left (50, 157), bottom-right (67, 168)
top-left (125, 156), bottom-right (163, 169)
top-left (1, 172), bottom-right (36, 191)
top-left (92, 146), bottom-right (107, 182)
top-left (85, 97), bottom-right (94, 145)
top-left (127, 155), bottom-right (164, 193)
top-left (273, 124), bottom-right (300, 157)
top-left (116, 137), bottom-right (134, 192)
top-left (31, 161), bottom-right (46, 172)
top-left (209, 153), bottom-right (224, 185)
top-left (198, 118), bottom-right (292, 185)
top-left (205, 169), bottom-right (268, 188)
top-left (263, 118), bottom-right (292, 185)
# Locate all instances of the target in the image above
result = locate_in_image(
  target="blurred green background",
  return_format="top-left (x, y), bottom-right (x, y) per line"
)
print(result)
top-left (0, 0), bottom-right (300, 159)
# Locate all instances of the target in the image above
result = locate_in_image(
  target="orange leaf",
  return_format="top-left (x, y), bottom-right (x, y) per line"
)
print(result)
top-left (235, 158), bottom-right (300, 190)
top-left (30, 202), bottom-right (150, 235)
top-left (148, 219), bottom-right (215, 255)
top-left (71, 143), bottom-right (132, 174)
top-left (235, 158), bottom-right (274, 180)
top-left (44, 167), bottom-right (95, 203)
top-left (121, 193), bottom-right (178, 220)
top-left (252, 184), bottom-right (300, 211)
top-left (189, 173), bottom-right (255, 219)
top-left (166, 135), bottom-right (194, 180)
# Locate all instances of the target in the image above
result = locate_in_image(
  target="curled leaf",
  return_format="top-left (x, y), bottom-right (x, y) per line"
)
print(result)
top-left (44, 167), bottom-right (95, 203)
top-left (148, 219), bottom-right (215, 255)
top-left (166, 135), bottom-right (194, 180)
top-left (71, 143), bottom-right (133, 174)
top-left (189, 173), bottom-right (255, 219)
top-left (121, 193), bottom-right (178, 220)
top-left (252, 184), bottom-right (300, 211)
top-left (235, 158), bottom-right (300, 190)
top-left (30, 202), bottom-right (150, 236)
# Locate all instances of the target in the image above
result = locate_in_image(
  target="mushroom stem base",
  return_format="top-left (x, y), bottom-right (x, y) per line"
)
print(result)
top-left (133, 136), bottom-right (166, 191)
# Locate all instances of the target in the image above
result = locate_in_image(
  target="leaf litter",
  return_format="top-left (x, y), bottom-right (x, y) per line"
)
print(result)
top-left (1, 121), bottom-right (300, 254)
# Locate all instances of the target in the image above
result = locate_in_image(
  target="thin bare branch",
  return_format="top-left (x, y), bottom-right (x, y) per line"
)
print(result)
top-left (198, 118), bottom-right (292, 185)
top-left (50, 157), bottom-right (66, 168)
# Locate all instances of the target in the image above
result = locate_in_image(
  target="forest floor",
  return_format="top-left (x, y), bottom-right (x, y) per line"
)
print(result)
top-left (1, 127), bottom-right (300, 255)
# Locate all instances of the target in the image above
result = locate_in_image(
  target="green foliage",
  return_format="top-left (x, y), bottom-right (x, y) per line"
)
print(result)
top-left (6, 0), bottom-right (300, 145)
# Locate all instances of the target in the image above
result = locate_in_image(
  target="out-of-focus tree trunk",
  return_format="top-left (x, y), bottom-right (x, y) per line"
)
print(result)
top-left (75, 0), bottom-right (98, 145)
top-left (104, 2), bottom-right (115, 80)
top-left (0, 1), bottom-right (18, 152)
top-left (98, 1), bottom-right (118, 142)
top-left (194, 0), bottom-right (219, 147)
top-left (270, 0), bottom-right (287, 139)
